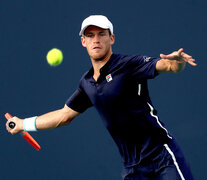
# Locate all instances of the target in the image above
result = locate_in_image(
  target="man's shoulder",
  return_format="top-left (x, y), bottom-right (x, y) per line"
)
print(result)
top-left (80, 69), bottom-right (93, 81)
top-left (113, 53), bottom-right (144, 61)
top-left (112, 53), bottom-right (147, 67)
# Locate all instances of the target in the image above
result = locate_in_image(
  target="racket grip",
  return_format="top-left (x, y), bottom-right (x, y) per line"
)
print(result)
top-left (5, 112), bottom-right (13, 120)
top-left (5, 113), bottom-right (41, 151)
top-left (8, 121), bottom-right (16, 129)
top-left (5, 113), bottom-right (16, 129)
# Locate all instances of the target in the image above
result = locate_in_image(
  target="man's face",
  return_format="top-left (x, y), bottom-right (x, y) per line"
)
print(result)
top-left (81, 26), bottom-right (115, 61)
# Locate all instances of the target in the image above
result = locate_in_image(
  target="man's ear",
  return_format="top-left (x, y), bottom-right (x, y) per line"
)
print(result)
top-left (81, 36), bottom-right (86, 47)
top-left (110, 34), bottom-right (115, 45)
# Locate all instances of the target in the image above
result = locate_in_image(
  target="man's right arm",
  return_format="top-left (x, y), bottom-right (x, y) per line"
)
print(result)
top-left (6, 105), bottom-right (80, 135)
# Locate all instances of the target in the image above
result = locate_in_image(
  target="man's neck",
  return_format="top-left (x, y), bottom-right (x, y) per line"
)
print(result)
top-left (91, 52), bottom-right (112, 81)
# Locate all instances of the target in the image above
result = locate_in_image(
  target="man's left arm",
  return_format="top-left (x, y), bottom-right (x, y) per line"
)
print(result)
top-left (156, 48), bottom-right (197, 74)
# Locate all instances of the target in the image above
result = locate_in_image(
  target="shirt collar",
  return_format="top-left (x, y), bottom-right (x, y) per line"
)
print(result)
top-left (99, 53), bottom-right (116, 74)
top-left (86, 54), bottom-right (117, 82)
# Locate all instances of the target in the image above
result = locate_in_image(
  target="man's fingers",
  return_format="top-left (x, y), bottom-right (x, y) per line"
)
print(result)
top-left (181, 54), bottom-right (191, 59)
top-left (6, 117), bottom-right (17, 134)
top-left (160, 54), bottom-right (166, 59)
top-left (6, 123), bottom-right (9, 131)
top-left (178, 48), bottom-right (184, 56)
top-left (6, 124), bottom-right (16, 135)
top-left (187, 59), bottom-right (197, 66)
top-left (181, 52), bottom-right (197, 66)
top-left (160, 49), bottom-right (197, 66)
top-left (160, 53), bottom-right (175, 59)
top-left (181, 56), bottom-right (197, 66)
top-left (6, 121), bottom-right (10, 129)
top-left (181, 52), bottom-right (192, 58)
top-left (164, 48), bottom-right (183, 59)
top-left (190, 62), bottom-right (197, 66)
top-left (6, 122), bottom-right (13, 134)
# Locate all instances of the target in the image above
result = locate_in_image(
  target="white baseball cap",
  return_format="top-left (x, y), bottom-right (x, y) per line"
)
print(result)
top-left (79, 15), bottom-right (113, 36)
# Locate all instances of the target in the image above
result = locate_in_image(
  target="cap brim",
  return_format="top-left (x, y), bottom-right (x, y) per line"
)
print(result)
top-left (79, 24), bottom-right (109, 36)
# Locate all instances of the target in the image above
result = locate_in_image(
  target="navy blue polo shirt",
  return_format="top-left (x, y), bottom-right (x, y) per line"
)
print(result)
top-left (66, 54), bottom-right (172, 167)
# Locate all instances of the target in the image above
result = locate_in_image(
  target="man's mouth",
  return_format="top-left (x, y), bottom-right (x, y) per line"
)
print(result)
top-left (93, 47), bottom-right (101, 49)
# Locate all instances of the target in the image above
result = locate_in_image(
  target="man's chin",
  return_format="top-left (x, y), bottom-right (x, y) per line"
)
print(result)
top-left (91, 54), bottom-right (105, 61)
top-left (89, 50), bottom-right (112, 62)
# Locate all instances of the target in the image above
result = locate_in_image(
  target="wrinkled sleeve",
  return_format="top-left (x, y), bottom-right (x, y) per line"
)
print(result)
top-left (127, 55), bottom-right (160, 80)
top-left (66, 86), bottom-right (93, 113)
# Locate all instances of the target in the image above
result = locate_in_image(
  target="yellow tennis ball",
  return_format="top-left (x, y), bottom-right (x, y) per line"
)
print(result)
top-left (46, 48), bottom-right (63, 66)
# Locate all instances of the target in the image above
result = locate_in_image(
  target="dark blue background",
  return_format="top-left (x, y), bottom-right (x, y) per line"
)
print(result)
top-left (0, 0), bottom-right (206, 179)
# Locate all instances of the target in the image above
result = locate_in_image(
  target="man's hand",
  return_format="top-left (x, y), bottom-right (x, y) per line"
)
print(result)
top-left (160, 48), bottom-right (197, 66)
top-left (156, 48), bottom-right (197, 73)
top-left (6, 116), bottom-right (24, 135)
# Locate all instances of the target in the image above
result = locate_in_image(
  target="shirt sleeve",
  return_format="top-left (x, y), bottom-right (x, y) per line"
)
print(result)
top-left (66, 86), bottom-right (93, 113)
top-left (127, 55), bottom-right (160, 80)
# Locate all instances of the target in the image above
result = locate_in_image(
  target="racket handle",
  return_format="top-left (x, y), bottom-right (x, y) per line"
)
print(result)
top-left (5, 112), bottom-right (13, 120)
top-left (5, 113), bottom-right (41, 151)
top-left (8, 121), bottom-right (16, 129)
top-left (5, 113), bottom-right (16, 129)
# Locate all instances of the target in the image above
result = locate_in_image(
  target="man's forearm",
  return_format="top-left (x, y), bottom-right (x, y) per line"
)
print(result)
top-left (36, 105), bottom-right (79, 130)
top-left (6, 105), bottom-right (79, 135)
top-left (36, 110), bottom-right (70, 130)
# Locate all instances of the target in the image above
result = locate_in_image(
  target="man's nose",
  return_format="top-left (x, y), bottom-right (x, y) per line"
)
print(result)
top-left (93, 34), bottom-right (100, 43)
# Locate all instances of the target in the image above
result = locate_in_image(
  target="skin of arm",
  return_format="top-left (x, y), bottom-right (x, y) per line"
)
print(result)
top-left (156, 48), bottom-right (197, 73)
top-left (6, 105), bottom-right (80, 135)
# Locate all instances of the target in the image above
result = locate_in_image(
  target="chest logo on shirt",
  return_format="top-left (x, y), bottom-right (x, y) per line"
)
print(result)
top-left (143, 56), bottom-right (151, 62)
top-left (106, 74), bottom-right (113, 82)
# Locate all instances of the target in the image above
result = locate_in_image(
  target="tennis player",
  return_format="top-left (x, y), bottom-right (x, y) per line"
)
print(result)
top-left (6, 15), bottom-right (196, 180)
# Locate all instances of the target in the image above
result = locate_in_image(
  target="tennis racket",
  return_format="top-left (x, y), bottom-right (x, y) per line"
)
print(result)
top-left (5, 113), bottom-right (41, 151)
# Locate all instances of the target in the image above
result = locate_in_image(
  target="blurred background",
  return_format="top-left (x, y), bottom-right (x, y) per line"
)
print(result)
top-left (0, 0), bottom-right (206, 179)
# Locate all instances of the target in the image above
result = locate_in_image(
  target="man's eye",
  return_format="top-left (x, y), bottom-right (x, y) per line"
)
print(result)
top-left (85, 34), bottom-right (93, 38)
top-left (99, 32), bottom-right (106, 36)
